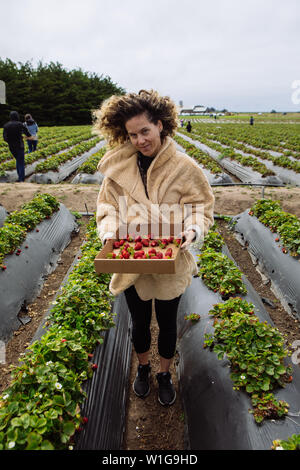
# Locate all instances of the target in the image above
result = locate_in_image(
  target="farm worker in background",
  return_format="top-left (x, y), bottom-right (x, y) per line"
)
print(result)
top-left (24, 114), bottom-right (39, 152)
top-left (180, 119), bottom-right (184, 127)
top-left (186, 120), bottom-right (192, 132)
top-left (3, 111), bottom-right (34, 182)
top-left (250, 116), bottom-right (254, 125)
top-left (93, 89), bottom-right (214, 406)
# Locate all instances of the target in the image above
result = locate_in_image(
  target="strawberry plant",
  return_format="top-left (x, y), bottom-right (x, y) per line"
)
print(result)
top-left (0, 194), bottom-right (59, 267)
top-left (272, 434), bottom-right (300, 450)
top-left (78, 146), bottom-right (106, 174)
top-left (197, 249), bottom-right (247, 297)
top-left (34, 138), bottom-right (100, 173)
top-left (184, 313), bottom-right (201, 323)
top-left (0, 217), bottom-right (115, 450)
top-left (250, 199), bottom-right (300, 256)
top-left (204, 298), bottom-right (292, 423)
top-left (201, 226), bottom-right (224, 252)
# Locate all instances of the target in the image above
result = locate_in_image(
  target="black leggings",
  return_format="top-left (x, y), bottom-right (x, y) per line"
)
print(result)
top-left (124, 285), bottom-right (182, 359)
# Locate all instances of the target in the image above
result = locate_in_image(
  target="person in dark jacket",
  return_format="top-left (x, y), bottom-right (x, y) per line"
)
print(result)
top-left (186, 121), bottom-right (192, 132)
top-left (24, 114), bottom-right (39, 152)
top-left (3, 111), bottom-right (33, 182)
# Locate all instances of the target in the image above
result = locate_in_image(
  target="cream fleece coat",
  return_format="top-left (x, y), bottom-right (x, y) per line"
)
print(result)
top-left (96, 136), bottom-right (215, 300)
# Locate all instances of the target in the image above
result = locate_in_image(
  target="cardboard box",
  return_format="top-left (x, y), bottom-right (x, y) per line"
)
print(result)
top-left (94, 223), bottom-right (183, 274)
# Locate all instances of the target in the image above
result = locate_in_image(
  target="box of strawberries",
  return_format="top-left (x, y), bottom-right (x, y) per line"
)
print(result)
top-left (94, 225), bottom-right (183, 274)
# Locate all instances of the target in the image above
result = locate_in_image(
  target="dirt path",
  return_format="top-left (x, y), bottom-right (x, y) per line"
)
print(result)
top-left (1, 182), bottom-right (300, 218)
top-left (0, 182), bottom-right (300, 450)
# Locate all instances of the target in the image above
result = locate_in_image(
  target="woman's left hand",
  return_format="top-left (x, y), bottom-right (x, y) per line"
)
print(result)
top-left (180, 230), bottom-right (196, 251)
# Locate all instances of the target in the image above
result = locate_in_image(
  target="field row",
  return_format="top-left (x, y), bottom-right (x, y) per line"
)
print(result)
top-left (0, 193), bottom-right (299, 449)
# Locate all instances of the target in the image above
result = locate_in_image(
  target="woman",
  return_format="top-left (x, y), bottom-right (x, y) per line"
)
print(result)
top-left (93, 90), bottom-right (214, 406)
top-left (24, 114), bottom-right (39, 152)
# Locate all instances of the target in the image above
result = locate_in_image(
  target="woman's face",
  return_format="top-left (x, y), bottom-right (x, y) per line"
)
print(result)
top-left (125, 112), bottom-right (163, 157)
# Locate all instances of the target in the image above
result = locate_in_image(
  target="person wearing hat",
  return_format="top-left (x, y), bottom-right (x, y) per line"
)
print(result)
top-left (3, 111), bottom-right (34, 182)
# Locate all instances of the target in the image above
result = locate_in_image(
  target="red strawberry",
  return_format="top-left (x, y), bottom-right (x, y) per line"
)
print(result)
top-left (156, 252), bottom-right (163, 259)
top-left (161, 239), bottom-right (169, 245)
top-left (165, 248), bottom-right (173, 257)
top-left (119, 239), bottom-right (125, 246)
top-left (113, 241), bottom-right (120, 249)
top-left (168, 236), bottom-right (174, 243)
top-left (142, 239), bottom-right (149, 247)
top-left (134, 242), bottom-right (143, 250)
top-left (275, 238), bottom-right (279, 242)
top-left (122, 250), bottom-right (130, 259)
top-left (148, 248), bottom-right (156, 255)
top-left (1, 265), bottom-right (7, 270)
top-left (150, 240), bottom-right (158, 247)
top-left (124, 242), bottom-right (130, 249)
top-left (92, 363), bottom-right (98, 370)
top-left (88, 353), bottom-right (93, 359)
top-left (127, 235), bottom-right (133, 242)
top-left (82, 417), bottom-right (88, 424)
top-left (135, 236), bottom-right (142, 242)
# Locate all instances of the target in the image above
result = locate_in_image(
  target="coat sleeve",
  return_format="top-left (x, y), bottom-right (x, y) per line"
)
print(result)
top-left (22, 124), bottom-right (32, 137)
top-left (3, 126), bottom-right (8, 143)
top-left (179, 163), bottom-right (215, 240)
top-left (96, 177), bottom-right (120, 243)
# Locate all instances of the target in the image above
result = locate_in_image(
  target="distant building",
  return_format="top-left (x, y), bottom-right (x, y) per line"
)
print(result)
top-left (180, 104), bottom-right (208, 115)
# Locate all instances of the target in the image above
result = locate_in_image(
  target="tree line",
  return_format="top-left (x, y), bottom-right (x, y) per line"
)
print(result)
top-left (0, 58), bottom-right (125, 126)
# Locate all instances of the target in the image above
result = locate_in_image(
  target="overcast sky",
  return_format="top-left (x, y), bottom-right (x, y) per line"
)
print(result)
top-left (1, 0), bottom-right (300, 112)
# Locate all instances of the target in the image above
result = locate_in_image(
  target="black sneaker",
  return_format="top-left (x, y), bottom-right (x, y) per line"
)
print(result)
top-left (156, 372), bottom-right (176, 406)
top-left (133, 362), bottom-right (151, 398)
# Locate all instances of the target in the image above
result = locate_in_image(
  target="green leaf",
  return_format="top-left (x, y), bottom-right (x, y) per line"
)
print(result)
top-left (40, 440), bottom-right (55, 450)
top-left (26, 432), bottom-right (42, 450)
top-left (62, 421), bottom-right (75, 436)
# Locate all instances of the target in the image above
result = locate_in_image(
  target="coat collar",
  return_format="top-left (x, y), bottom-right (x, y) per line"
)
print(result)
top-left (98, 136), bottom-right (176, 206)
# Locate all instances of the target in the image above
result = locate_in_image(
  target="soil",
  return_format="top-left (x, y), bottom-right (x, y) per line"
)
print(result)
top-left (0, 181), bottom-right (300, 451)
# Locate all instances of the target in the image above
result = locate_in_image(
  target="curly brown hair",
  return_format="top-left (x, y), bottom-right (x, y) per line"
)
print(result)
top-left (92, 89), bottom-right (179, 148)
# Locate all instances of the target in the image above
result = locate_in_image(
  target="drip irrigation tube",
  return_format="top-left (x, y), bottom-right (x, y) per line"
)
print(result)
top-left (0, 204), bottom-right (78, 342)
top-left (176, 243), bottom-right (300, 450)
top-left (0, 204), bottom-right (7, 226)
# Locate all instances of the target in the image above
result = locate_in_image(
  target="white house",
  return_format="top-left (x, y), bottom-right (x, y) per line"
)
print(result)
top-left (180, 104), bottom-right (208, 115)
